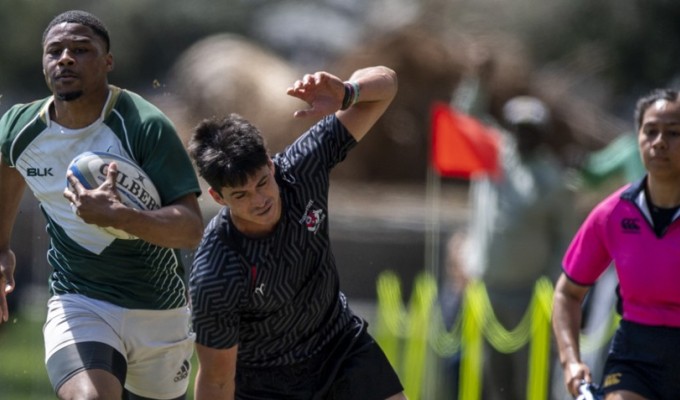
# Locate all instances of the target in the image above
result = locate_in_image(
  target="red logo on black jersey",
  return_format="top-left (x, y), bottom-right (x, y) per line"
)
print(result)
top-left (300, 200), bottom-right (326, 234)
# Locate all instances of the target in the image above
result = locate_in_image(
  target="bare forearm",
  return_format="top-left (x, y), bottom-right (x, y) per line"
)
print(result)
top-left (194, 370), bottom-right (235, 400)
top-left (112, 194), bottom-right (203, 248)
top-left (552, 291), bottom-right (583, 366)
top-left (195, 382), bottom-right (234, 400)
top-left (0, 162), bottom-right (24, 323)
top-left (552, 274), bottom-right (594, 396)
top-left (338, 66), bottom-right (398, 141)
top-left (0, 162), bottom-right (26, 250)
top-left (194, 343), bottom-right (238, 400)
top-left (553, 288), bottom-right (594, 395)
top-left (347, 66), bottom-right (398, 104)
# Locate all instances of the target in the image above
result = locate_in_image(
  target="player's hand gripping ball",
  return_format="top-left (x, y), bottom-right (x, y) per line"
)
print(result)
top-left (67, 151), bottom-right (161, 239)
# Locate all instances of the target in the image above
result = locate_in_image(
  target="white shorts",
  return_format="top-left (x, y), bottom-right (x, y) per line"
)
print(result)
top-left (44, 293), bottom-right (194, 399)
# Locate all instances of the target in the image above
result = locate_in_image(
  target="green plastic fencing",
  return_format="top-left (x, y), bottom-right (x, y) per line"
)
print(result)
top-left (374, 271), bottom-right (620, 400)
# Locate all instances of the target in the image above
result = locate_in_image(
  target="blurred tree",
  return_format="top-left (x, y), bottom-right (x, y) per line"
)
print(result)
top-left (0, 0), bottom-right (253, 108)
top-left (2, 0), bottom-right (680, 124)
top-left (509, 0), bottom-right (680, 115)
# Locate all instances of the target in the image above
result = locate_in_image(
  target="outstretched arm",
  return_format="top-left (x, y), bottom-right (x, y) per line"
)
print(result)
top-left (0, 161), bottom-right (26, 323)
top-left (552, 273), bottom-right (592, 397)
top-left (286, 66), bottom-right (398, 142)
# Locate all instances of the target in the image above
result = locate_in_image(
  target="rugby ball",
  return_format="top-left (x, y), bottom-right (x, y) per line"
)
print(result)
top-left (67, 151), bottom-right (161, 240)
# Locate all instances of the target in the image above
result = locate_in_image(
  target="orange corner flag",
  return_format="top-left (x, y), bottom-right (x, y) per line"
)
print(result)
top-left (430, 102), bottom-right (501, 179)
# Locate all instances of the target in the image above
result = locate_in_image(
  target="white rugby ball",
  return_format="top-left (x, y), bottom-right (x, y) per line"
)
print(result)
top-left (67, 151), bottom-right (161, 240)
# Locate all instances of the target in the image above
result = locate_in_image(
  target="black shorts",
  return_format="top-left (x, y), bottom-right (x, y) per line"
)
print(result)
top-left (46, 341), bottom-right (127, 392)
top-left (601, 320), bottom-right (680, 398)
top-left (236, 316), bottom-right (404, 400)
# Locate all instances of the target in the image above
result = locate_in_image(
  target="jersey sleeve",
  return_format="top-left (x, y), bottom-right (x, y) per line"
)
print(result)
top-left (0, 100), bottom-right (47, 166)
top-left (562, 197), bottom-right (615, 286)
top-left (276, 115), bottom-right (357, 176)
top-left (0, 107), bottom-right (15, 165)
top-left (111, 90), bottom-right (201, 205)
top-left (136, 116), bottom-right (200, 205)
top-left (190, 219), bottom-right (247, 349)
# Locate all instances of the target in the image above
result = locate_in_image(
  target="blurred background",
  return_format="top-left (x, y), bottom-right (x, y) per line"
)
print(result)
top-left (1, 0), bottom-right (678, 398)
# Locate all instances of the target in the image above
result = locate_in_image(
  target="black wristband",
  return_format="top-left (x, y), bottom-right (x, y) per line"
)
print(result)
top-left (341, 82), bottom-right (354, 110)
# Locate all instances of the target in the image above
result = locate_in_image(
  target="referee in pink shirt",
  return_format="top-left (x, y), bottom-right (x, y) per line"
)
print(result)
top-left (553, 88), bottom-right (680, 400)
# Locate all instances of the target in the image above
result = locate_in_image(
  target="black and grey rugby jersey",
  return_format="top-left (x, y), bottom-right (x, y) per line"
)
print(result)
top-left (190, 115), bottom-right (358, 367)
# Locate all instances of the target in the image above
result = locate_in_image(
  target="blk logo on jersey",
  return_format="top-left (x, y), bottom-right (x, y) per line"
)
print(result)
top-left (621, 218), bottom-right (640, 233)
top-left (300, 200), bottom-right (326, 234)
top-left (26, 167), bottom-right (54, 177)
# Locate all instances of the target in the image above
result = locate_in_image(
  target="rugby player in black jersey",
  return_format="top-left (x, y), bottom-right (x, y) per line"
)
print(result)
top-left (188, 66), bottom-right (405, 399)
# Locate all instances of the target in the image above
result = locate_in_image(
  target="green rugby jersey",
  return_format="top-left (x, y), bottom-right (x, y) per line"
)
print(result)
top-left (0, 86), bottom-right (200, 310)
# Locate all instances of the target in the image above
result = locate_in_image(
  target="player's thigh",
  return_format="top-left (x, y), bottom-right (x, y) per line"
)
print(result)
top-left (57, 367), bottom-right (123, 400)
top-left (44, 294), bottom-right (128, 393)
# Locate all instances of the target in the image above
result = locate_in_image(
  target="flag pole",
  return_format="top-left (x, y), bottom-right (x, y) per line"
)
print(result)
top-left (423, 117), bottom-right (443, 400)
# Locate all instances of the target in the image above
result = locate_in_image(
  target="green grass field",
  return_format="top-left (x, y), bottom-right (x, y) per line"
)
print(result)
top-left (0, 306), bottom-right (198, 399)
top-left (0, 307), bottom-right (52, 399)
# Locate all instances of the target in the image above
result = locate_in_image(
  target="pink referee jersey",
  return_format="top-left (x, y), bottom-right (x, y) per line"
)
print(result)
top-left (563, 178), bottom-right (680, 327)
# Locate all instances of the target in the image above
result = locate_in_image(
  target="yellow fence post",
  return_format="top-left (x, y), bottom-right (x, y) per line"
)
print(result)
top-left (527, 278), bottom-right (554, 400)
top-left (374, 271), bottom-right (619, 400)
top-left (402, 274), bottom-right (437, 400)
top-left (375, 271), bottom-right (404, 369)
top-left (459, 281), bottom-right (484, 400)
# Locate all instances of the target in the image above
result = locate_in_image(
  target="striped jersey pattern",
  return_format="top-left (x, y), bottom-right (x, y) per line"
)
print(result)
top-left (190, 115), bottom-right (358, 367)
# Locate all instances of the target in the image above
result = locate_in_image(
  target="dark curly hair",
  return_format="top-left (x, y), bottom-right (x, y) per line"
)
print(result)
top-left (188, 114), bottom-right (270, 192)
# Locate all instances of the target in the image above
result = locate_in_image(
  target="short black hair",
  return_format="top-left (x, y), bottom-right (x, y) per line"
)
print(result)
top-left (188, 114), bottom-right (270, 191)
top-left (634, 88), bottom-right (680, 131)
top-left (42, 10), bottom-right (110, 52)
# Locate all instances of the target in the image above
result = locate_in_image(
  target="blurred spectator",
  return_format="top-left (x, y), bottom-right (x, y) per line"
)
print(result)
top-left (551, 130), bottom-right (644, 400)
top-left (437, 230), bottom-right (469, 399)
top-left (461, 94), bottom-right (576, 400)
